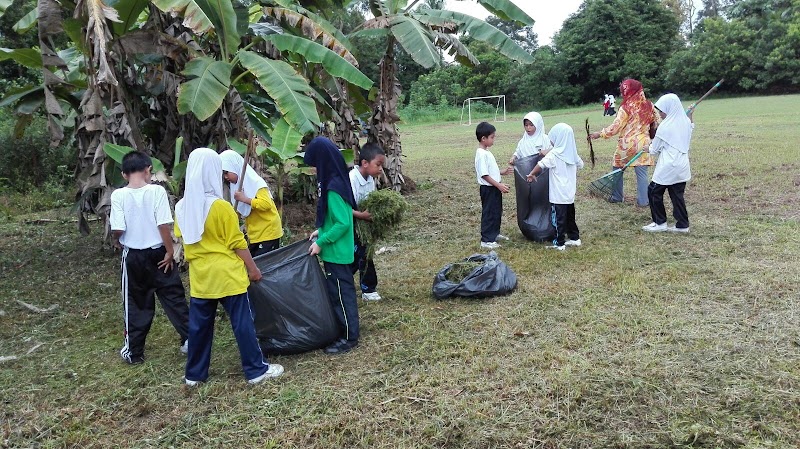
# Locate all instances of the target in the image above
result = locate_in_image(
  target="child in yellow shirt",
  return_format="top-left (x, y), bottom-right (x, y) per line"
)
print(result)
top-left (175, 148), bottom-right (283, 386)
top-left (220, 150), bottom-right (283, 256)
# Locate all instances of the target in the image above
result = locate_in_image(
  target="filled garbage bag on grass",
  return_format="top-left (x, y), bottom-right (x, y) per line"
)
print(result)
top-left (432, 251), bottom-right (517, 299)
top-left (514, 154), bottom-right (556, 242)
top-left (248, 239), bottom-right (339, 355)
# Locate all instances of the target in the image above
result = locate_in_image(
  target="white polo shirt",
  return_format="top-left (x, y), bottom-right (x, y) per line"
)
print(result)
top-left (537, 152), bottom-right (584, 204)
top-left (109, 184), bottom-right (173, 249)
top-left (349, 167), bottom-right (375, 206)
top-left (475, 148), bottom-right (501, 186)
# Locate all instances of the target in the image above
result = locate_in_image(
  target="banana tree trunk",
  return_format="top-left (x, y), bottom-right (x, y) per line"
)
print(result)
top-left (369, 36), bottom-right (404, 191)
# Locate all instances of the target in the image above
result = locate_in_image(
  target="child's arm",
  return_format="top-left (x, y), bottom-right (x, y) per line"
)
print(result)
top-left (157, 224), bottom-right (175, 273)
top-left (353, 209), bottom-right (372, 221)
top-left (482, 175), bottom-right (509, 193)
top-left (235, 249), bottom-right (262, 282)
top-left (109, 191), bottom-right (125, 249)
top-left (500, 166), bottom-right (513, 176)
top-left (239, 187), bottom-right (276, 211)
top-left (526, 165), bottom-right (543, 183)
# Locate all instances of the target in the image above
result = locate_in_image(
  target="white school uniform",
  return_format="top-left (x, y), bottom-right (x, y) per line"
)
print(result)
top-left (651, 94), bottom-right (694, 186)
top-left (109, 183), bottom-right (173, 249)
top-left (514, 112), bottom-right (552, 159)
top-left (536, 123), bottom-right (584, 204)
top-left (349, 167), bottom-right (375, 205)
top-left (475, 147), bottom-right (501, 186)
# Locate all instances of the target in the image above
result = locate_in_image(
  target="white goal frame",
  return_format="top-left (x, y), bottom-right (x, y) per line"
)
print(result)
top-left (460, 95), bottom-right (507, 126)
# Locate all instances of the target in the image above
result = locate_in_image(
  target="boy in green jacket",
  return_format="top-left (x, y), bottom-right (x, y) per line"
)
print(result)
top-left (305, 137), bottom-right (359, 355)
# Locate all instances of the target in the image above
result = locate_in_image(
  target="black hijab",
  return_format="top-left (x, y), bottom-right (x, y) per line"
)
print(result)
top-left (303, 137), bottom-right (356, 228)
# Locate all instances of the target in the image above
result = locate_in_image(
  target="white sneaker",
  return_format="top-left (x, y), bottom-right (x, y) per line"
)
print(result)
top-left (180, 340), bottom-right (188, 355)
top-left (480, 241), bottom-right (500, 249)
top-left (642, 222), bottom-right (668, 232)
top-left (248, 364), bottom-right (284, 384)
top-left (547, 245), bottom-right (566, 251)
top-left (565, 239), bottom-right (582, 247)
top-left (185, 378), bottom-right (200, 387)
top-left (362, 292), bottom-right (382, 301)
top-left (667, 226), bottom-right (690, 233)
top-left (496, 234), bottom-right (510, 241)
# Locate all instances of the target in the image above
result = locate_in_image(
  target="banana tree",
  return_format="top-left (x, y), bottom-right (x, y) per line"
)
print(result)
top-left (1, 0), bottom-right (372, 241)
top-left (351, 0), bottom-right (534, 191)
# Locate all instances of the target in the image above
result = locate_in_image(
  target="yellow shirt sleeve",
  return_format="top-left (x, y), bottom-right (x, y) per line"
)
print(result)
top-left (245, 187), bottom-right (283, 244)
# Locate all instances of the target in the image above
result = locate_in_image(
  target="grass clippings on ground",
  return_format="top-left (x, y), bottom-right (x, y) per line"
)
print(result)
top-left (1, 95), bottom-right (799, 448)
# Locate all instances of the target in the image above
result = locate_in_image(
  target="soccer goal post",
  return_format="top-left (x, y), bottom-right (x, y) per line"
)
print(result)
top-left (460, 95), bottom-right (507, 126)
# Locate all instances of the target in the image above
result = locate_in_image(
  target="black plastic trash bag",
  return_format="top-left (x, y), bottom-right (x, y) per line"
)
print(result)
top-left (514, 154), bottom-right (556, 242)
top-left (432, 252), bottom-right (517, 300)
top-left (248, 239), bottom-right (339, 355)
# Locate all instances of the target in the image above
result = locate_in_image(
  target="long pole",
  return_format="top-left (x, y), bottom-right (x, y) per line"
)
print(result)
top-left (686, 79), bottom-right (723, 114)
top-left (233, 130), bottom-right (255, 213)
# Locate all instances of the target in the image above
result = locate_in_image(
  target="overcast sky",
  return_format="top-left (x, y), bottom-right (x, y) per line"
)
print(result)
top-left (444, 0), bottom-right (702, 46)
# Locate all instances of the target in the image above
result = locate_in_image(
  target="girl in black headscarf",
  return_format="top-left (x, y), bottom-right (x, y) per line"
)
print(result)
top-left (304, 137), bottom-right (360, 354)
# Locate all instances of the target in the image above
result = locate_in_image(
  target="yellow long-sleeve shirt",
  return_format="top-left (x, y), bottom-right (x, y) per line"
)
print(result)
top-left (175, 199), bottom-right (249, 299)
top-left (245, 187), bottom-right (283, 244)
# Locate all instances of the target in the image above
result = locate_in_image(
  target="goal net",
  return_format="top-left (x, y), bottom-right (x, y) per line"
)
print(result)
top-left (460, 95), bottom-right (507, 126)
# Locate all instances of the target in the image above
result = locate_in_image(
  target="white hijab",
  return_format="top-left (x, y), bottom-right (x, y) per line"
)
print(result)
top-left (219, 150), bottom-right (270, 217)
top-left (548, 123), bottom-right (579, 165)
top-left (515, 111), bottom-right (550, 156)
top-left (175, 148), bottom-right (223, 244)
top-left (654, 93), bottom-right (692, 154)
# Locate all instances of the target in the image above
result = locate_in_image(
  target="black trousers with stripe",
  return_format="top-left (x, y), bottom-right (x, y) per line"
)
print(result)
top-left (121, 246), bottom-right (189, 360)
top-left (551, 203), bottom-right (579, 247)
top-left (323, 261), bottom-right (359, 342)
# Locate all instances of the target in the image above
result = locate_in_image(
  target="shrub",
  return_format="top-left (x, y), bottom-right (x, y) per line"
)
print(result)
top-left (0, 111), bottom-right (76, 192)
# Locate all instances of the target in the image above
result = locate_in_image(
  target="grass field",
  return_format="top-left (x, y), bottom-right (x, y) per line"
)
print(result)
top-left (2, 95), bottom-right (799, 448)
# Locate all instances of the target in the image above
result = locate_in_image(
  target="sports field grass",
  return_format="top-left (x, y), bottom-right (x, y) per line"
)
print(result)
top-left (1, 95), bottom-right (799, 448)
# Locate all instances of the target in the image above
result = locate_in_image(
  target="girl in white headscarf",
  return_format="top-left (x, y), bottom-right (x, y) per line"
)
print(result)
top-left (508, 111), bottom-right (552, 165)
top-left (175, 148), bottom-right (283, 386)
top-left (219, 150), bottom-right (283, 256)
top-left (526, 123), bottom-right (585, 250)
top-left (642, 93), bottom-right (694, 233)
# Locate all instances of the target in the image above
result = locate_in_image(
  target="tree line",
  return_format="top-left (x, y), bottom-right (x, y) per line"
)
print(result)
top-left (400, 0), bottom-right (800, 112)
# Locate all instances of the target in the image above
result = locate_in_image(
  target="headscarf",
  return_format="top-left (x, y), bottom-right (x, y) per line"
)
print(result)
top-left (516, 111), bottom-right (549, 156)
top-left (619, 79), bottom-right (655, 126)
top-left (654, 93), bottom-right (692, 154)
top-left (548, 123), bottom-right (579, 165)
top-left (303, 137), bottom-right (356, 228)
top-left (175, 148), bottom-right (224, 244)
top-left (219, 149), bottom-right (270, 218)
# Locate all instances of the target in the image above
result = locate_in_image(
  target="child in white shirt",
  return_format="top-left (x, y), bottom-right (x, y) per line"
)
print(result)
top-left (642, 93), bottom-right (694, 233)
top-left (474, 122), bottom-right (512, 249)
top-left (349, 143), bottom-right (386, 301)
top-left (526, 123), bottom-right (585, 250)
top-left (109, 151), bottom-right (189, 364)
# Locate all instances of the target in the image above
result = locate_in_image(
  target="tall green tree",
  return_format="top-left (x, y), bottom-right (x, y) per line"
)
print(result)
top-left (667, 0), bottom-right (800, 94)
top-left (0, 0), bottom-right (372, 239)
top-left (553, 0), bottom-right (680, 103)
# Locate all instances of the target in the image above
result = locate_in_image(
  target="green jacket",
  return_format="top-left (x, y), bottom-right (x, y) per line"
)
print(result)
top-left (317, 191), bottom-right (354, 264)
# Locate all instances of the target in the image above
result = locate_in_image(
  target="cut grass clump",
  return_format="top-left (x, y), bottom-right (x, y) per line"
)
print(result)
top-left (443, 261), bottom-right (483, 283)
top-left (355, 189), bottom-right (408, 256)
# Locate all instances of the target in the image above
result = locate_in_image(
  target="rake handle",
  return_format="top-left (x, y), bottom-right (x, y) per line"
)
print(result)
top-left (686, 79), bottom-right (723, 114)
top-left (232, 130), bottom-right (255, 212)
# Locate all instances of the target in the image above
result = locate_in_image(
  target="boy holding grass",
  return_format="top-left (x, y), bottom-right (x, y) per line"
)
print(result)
top-left (474, 122), bottom-right (512, 249)
top-left (349, 143), bottom-right (386, 301)
top-left (110, 151), bottom-right (189, 365)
